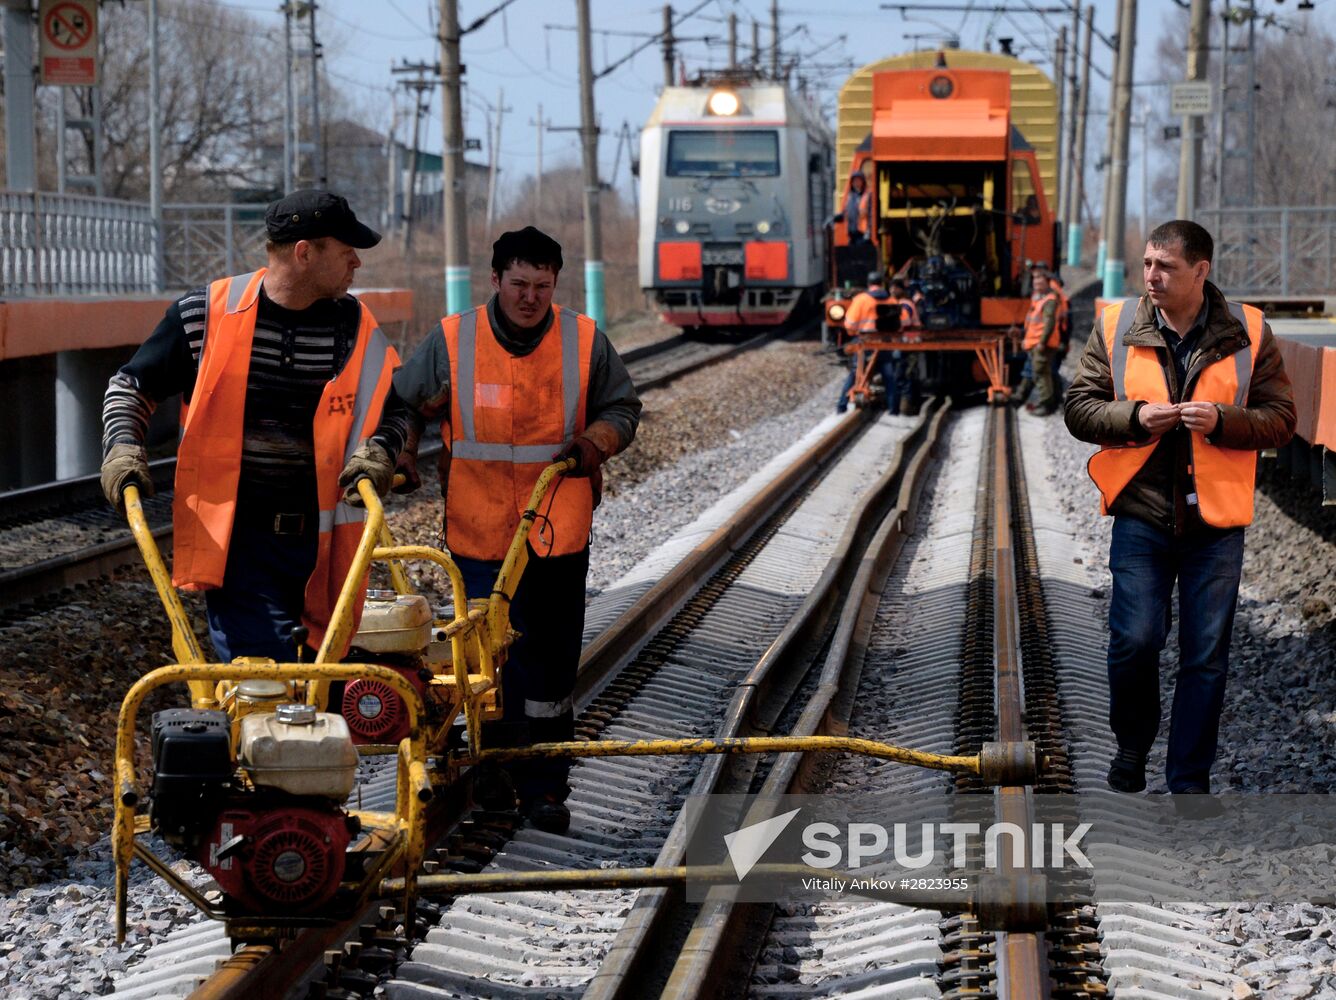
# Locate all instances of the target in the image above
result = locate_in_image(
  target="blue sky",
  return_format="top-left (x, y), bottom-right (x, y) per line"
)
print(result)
top-left (217, 0), bottom-right (1336, 209)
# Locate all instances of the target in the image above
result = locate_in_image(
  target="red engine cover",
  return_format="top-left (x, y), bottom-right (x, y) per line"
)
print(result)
top-left (201, 805), bottom-right (350, 913)
top-left (341, 664), bottom-right (427, 744)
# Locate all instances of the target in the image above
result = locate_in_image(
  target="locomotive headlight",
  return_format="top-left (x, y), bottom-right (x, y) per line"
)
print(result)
top-left (674, 219), bottom-right (691, 234)
top-left (828, 303), bottom-right (846, 322)
top-left (707, 89), bottom-right (740, 116)
top-left (756, 220), bottom-right (772, 235)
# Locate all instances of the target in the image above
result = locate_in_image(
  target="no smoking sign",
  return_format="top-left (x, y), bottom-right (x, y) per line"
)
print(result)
top-left (39, 0), bottom-right (99, 86)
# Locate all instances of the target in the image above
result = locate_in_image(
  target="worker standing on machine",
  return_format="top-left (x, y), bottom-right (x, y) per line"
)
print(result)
top-left (844, 170), bottom-right (873, 244)
top-left (99, 190), bottom-right (410, 662)
top-left (392, 226), bottom-right (642, 835)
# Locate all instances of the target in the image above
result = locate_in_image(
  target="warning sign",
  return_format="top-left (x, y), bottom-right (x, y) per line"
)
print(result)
top-left (39, 0), bottom-right (99, 86)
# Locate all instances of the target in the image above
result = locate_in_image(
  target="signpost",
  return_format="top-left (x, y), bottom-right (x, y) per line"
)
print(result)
top-left (1170, 81), bottom-right (1212, 117)
top-left (39, 0), bottom-right (98, 86)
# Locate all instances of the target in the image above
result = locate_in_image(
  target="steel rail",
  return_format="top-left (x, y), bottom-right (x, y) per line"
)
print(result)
top-left (582, 402), bottom-right (946, 1000)
top-left (654, 401), bottom-right (951, 999)
top-left (180, 404), bottom-right (873, 1000)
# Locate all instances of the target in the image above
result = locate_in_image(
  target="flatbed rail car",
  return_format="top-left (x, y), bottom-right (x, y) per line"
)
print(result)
top-left (826, 51), bottom-right (1060, 404)
top-left (638, 78), bottom-right (834, 336)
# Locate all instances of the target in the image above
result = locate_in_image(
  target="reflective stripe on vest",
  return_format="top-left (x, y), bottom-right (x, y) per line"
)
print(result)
top-left (1086, 296), bottom-right (1263, 528)
top-left (1023, 291), bottom-right (1060, 349)
top-left (171, 269), bottom-right (399, 656)
top-left (443, 304), bottom-right (595, 560)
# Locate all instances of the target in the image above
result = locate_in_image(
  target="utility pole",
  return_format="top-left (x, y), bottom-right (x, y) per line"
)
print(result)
top-left (440, 0), bottom-right (470, 314)
top-left (1214, 9), bottom-right (1228, 212)
top-left (149, 0), bottom-right (164, 290)
top-left (1096, 0), bottom-right (1123, 280)
top-left (1054, 26), bottom-right (1068, 235)
top-left (3, 0), bottom-right (36, 191)
top-left (576, 0), bottom-right (605, 326)
top-left (752, 20), bottom-right (760, 71)
top-left (770, 0), bottom-right (779, 79)
top-left (1175, 0), bottom-right (1209, 219)
top-left (1244, 0), bottom-right (1256, 209)
top-left (283, 4), bottom-right (295, 193)
top-left (531, 104), bottom-right (546, 224)
top-left (1102, 0), bottom-right (1136, 298)
top-left (728, 13), bottom-right (737, 70)
top-left (662, 5), bottom-right (675, 88)
top-left (307, 2), bottom-right (325, 187)
top-left (1068, 4), bottom-right (1093, 267)
top-left (1061, 3), bottom-right (1081, 238)
top-left (393, 61), bottom-right (438, 255)
top-left (485, 87), bottom-right (507, 231)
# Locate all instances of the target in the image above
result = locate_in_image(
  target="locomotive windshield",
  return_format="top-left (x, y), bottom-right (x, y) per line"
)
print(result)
top-left (666, 130), bottom-right (780, 177)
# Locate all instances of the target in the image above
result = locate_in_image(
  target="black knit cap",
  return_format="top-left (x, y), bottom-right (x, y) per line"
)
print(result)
top-left (491, 226), bottom-right (563, 274)
top-left (265, 189), bottom-right (381, 248)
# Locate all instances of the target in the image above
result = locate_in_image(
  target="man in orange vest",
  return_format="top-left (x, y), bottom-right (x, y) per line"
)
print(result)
top-left (1013, 264), bottom-right (1062, 415)
top-left (844, 170), bottom-right (873, 244)
top-left (836, 271), bottom-right (901, 413)
top-left (394, 227), bottom-right (642, 834)
top-left (1065, 220), bottom-right (1295, 805)
top-left (99, 190), bottom-right (409, 662)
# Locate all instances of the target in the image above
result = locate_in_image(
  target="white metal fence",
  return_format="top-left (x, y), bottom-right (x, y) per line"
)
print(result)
top-left (1, 191), bottom-right (157, 295)
top-left (1197, 206), bottom-right (1336, 298)
top-left (162, 202), bottom-right (268, 290)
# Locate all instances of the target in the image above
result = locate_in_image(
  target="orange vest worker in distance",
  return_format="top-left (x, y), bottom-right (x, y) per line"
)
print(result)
top-left (393, 226), bottom-right (642, 835)
top-left (100, 190), bottom-right (410, 661)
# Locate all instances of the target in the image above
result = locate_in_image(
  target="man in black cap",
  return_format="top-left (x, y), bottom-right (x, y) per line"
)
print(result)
top-left (100, 189), bottom-right (413, 661)
top-left (394, 226), bottom-right (642, 835)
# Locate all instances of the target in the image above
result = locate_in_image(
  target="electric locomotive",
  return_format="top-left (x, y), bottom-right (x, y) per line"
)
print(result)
top-left (638, 78), bottom-right (834, 335)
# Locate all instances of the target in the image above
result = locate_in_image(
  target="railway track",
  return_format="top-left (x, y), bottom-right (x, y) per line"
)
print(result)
top-left (110, 400), bottom-right (939, 998)
top-left (0, 329), bottom-right (780, 614)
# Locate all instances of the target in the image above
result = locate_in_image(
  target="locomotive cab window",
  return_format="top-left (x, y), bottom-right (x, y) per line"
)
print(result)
top-left (666, 130), bottom-right (781, 178)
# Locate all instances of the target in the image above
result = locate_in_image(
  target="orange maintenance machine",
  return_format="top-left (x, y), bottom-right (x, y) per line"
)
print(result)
top-left (826, 52), bottom-right (1060, 406)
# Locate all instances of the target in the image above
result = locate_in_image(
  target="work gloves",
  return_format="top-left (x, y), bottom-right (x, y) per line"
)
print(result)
top-left (101, 443), bottom-right (153, 514)
top-left (553, 434), bottom-right (608, 509)
top-left (338, 441), bottom-right (396, 506)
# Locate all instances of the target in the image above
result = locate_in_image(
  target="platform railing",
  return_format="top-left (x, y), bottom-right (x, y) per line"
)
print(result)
top-left (1, 190), bottom-right (157, 295)
top-left (1197, 206), bottom-right (1336, 298)
top-left (161, 202), bottom-right (268, 290)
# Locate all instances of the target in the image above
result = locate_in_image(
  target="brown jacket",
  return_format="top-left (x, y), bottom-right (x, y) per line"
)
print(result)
top-left (1064, 281), bottom-right (1296, 533)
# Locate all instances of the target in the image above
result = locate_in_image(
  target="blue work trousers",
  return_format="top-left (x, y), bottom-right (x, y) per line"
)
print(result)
top-left (455, 543), bottom-right (590, 802)
top-left (1106, 516), bottom-right (1245, 792)
top-left (837, 349), bottom-right (903, 413)
top-left (205, 518), bottom-right (318, 662)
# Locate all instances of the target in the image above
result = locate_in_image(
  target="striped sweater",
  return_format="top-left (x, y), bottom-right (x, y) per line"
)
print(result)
top-left (103, 285), bottom-right (410, 513)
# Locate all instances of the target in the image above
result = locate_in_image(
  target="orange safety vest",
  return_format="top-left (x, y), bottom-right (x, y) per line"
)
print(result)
top-left (1054, 286), bottom-right (1071, 342)
top-left (1023, 291), bottom-right (1061, 349)
top-left (1086, 297), bottom-right (1264, 528)
top-left (172, 269), bottom-right (399, 654)
top-left (442, 304), bottom-right (596, 560)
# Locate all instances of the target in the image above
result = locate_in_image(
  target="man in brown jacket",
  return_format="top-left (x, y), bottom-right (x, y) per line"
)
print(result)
top-left (1065, 220), bottom-right (1295, 803)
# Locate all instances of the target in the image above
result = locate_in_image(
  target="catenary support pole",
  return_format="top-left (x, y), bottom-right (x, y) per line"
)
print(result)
top-left (1054, 26), bottom-right (1067, 235)
top-left (4, 0), bottom-right (36, 191)
top-left (149, 0), bottom-right (164, 290)
top-left (1175, 0), bottom-right (1209, 220)
top-left (1068, 3), bottom-right (1092, 267)
top-left (1096, 1), bottom-right (1122, 279)
top-left (576, 0), bottom-right (605, 326)
top-left (440, 0), bottom-right (470, 314)
top-left (662, 5), bottom-right (675, 88)
top-left (1103, 0), bottom-right (1137, 298)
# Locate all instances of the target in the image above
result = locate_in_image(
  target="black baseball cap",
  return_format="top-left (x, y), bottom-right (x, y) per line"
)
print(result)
top-left (265, 189), bottom-right (381, 248)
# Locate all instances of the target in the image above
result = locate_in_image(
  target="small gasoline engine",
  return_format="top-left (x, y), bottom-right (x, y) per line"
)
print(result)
top-left (146, 593), bottom-right (438, 913)
top-left (913, 254), bottom-right (980, 331)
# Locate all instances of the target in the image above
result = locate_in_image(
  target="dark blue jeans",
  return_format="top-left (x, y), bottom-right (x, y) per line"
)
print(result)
top-left (1106, 516), bottom-right (1245, 792)
top-left (837, 350), bottom-right (902, 412)
top-left (205, 518), bottom-right (318, 662)
top-left (455, 543), bottom-right (589, 802)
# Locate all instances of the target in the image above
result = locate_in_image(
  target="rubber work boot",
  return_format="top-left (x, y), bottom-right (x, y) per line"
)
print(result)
top-left (1107, 748), bottom-right (1147, 793)
top-left (1171, 786), bottom-right (1225, 820)
top-left (524, 794), bottom-right (571, 835)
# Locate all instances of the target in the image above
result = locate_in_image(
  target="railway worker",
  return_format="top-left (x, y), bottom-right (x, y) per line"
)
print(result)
top-left (392, 226), bottom-right (642, 835)
top-left (888, 279), bottom-right (922, 415)
top-left (1012, 264), bottom-right (1062, 415)
top-left (836, 271), bottom-right (901, 414)
top-left (844, 169), bottom-right (873, 244)
top-left (1065, 220), bottom-right (1296, 803)
top-left (99, 189), bottom-right (411, 663)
